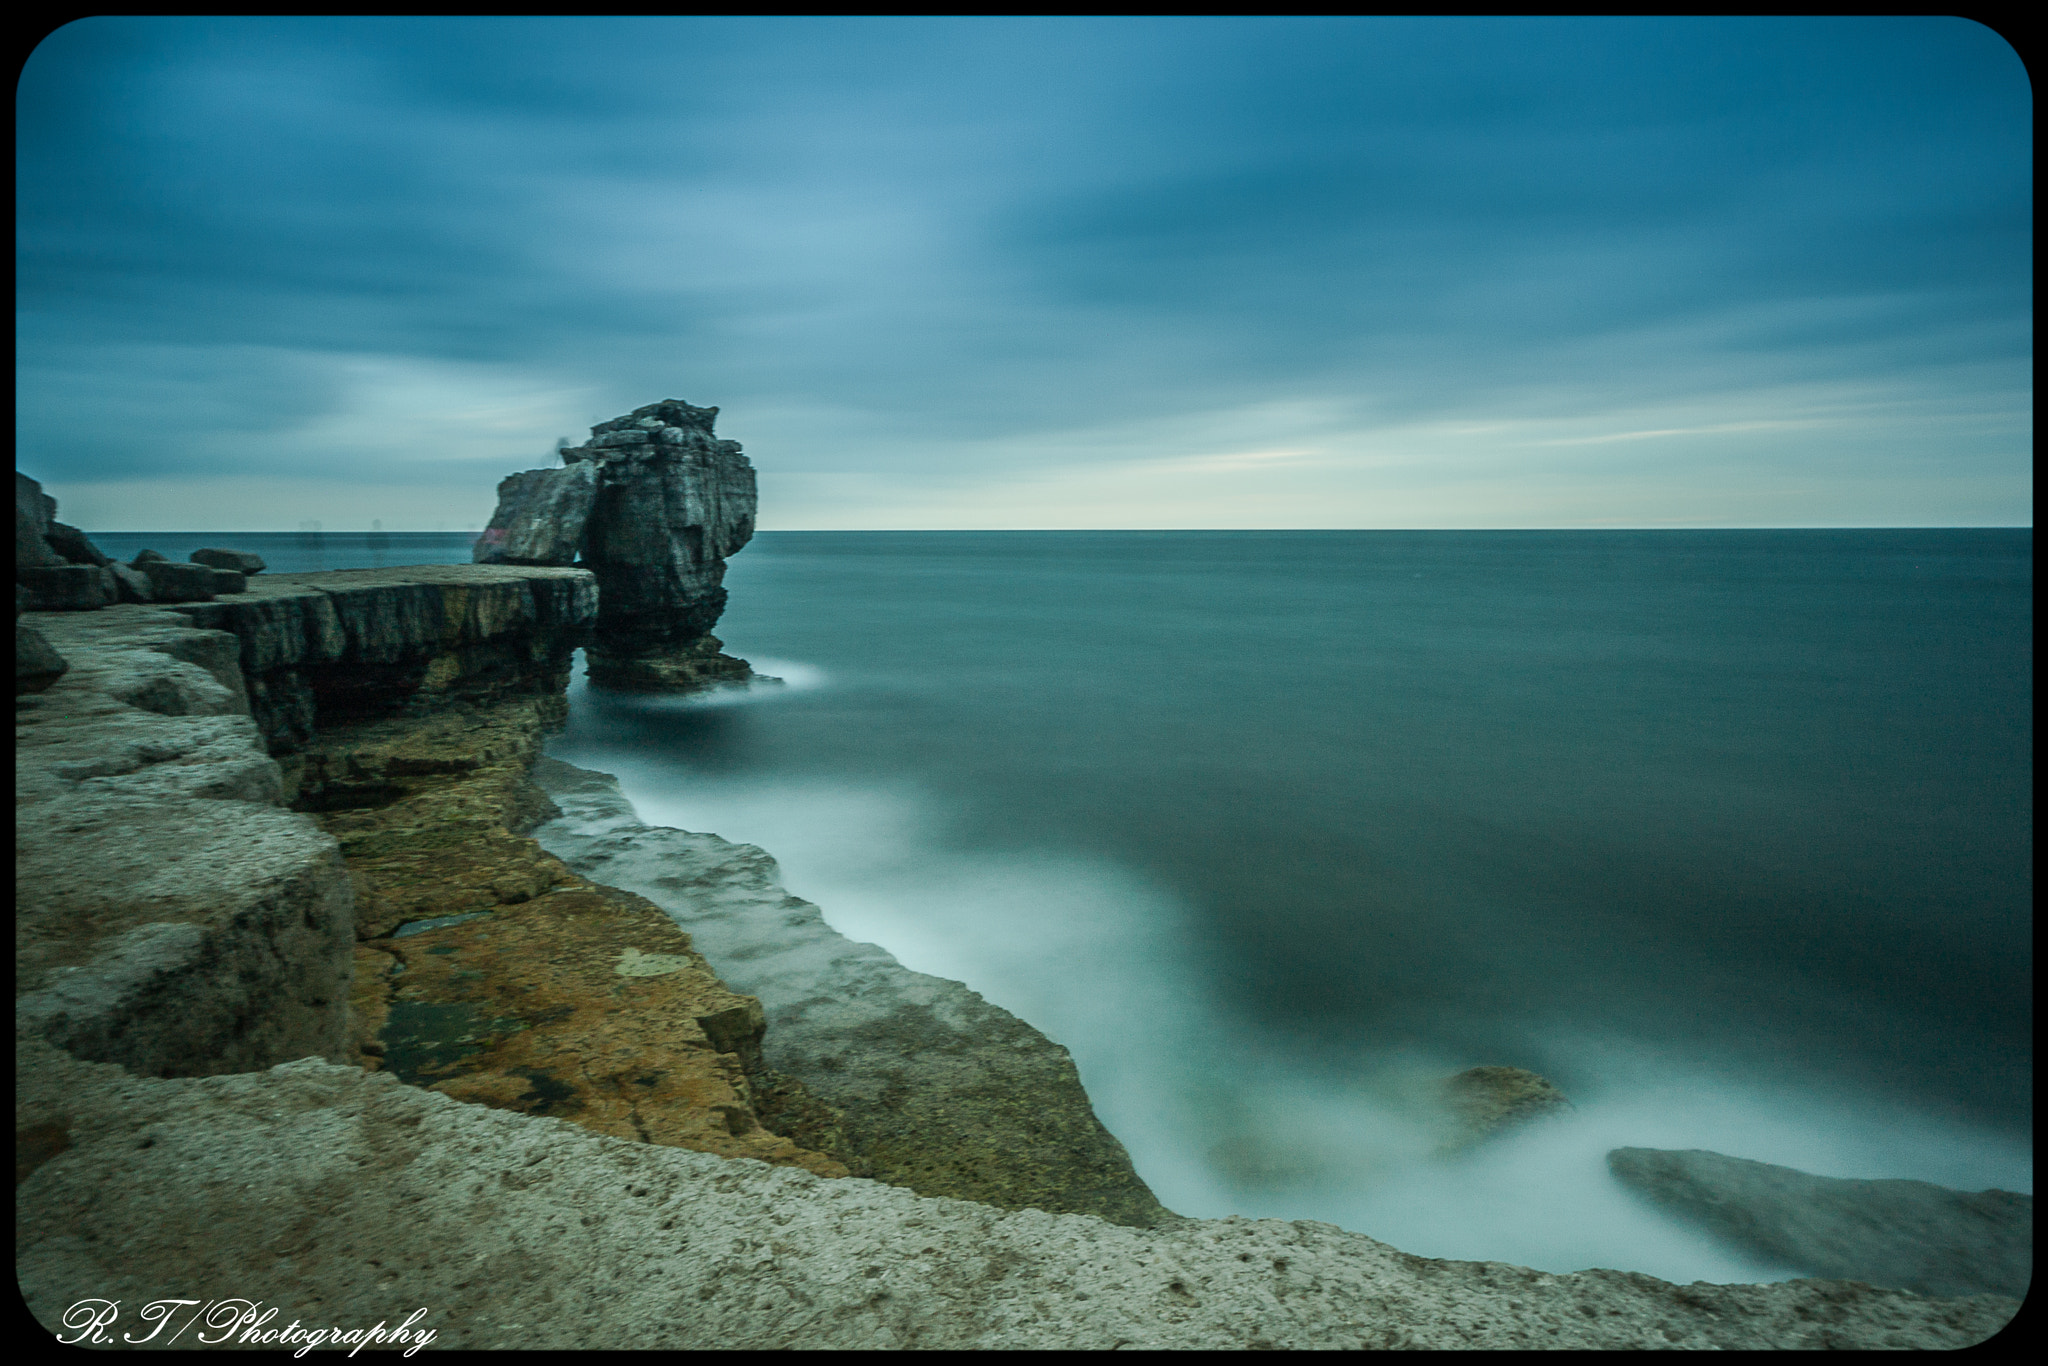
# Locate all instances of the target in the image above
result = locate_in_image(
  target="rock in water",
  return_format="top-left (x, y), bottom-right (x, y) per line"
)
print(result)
top-left (1607, 1147), bottom-right (2032, 1300)
top-left (473, 400), bottom-right (757, 692)
top-left (1439, 1065), bottom-right (1574, 1150)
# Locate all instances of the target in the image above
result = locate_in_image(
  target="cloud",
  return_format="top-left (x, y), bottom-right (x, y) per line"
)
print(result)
top-left (16, 17), bottom-right (2031, 526)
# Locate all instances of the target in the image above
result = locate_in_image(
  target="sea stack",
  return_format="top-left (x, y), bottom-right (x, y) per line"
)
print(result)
top-left (474, 399), bottom-right (759, 691)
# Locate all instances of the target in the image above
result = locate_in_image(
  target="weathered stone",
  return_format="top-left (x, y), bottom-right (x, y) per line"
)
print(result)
top-left (476, 399), bottom-right (758, 693)
top-left (136, 559), bottom-right (218, 603)
top-left (15, 606), bottom-right (350, 1078)
top-left (207, 568), bottom-right (248, 594)
top-left (15, 470), bottom-right (64, 568)
top-left (167, 565), bottom-right (596, 752)
top-left (472, 462), bottom-right (599, 566)
top-left (16, 1042), bottom-right (2021, 1349)
top-left (532, 758), bottom-right (1178, 1229)
top-left (1438, 1065), bottom-right (1574, 1151)
top-left (17, 564), bottom-right (117, 611)
top-left (189, 546), bottom-right (267, 574)
top-left (17, 620), bottom-right (67, 693)
top-left (132, 548), bottom-right (168, 563)
top-left (1607, 1147), bottom-right (2032, 1301)
top-left (43, 521), bottom-right (111, 567)
top-left (107, 561), bottom-right (153, 603)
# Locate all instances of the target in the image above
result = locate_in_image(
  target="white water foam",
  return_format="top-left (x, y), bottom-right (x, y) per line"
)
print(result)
top-left (551, 738), bottom-right (2032, 1286)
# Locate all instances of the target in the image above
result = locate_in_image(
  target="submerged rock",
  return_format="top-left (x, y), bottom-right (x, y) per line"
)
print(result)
top-left (474, 399), bottom-right (759, 692)
top-left (1438, 1065), bottom-right (1574, 1150)
top-left (1607, 1147), bottom-right (2032, 1301)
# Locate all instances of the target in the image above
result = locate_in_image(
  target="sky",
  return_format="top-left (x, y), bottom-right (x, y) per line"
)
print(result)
top-left (15, 17), bottom-right (2032, 531)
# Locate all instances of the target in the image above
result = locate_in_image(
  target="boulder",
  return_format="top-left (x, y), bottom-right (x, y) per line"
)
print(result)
top-left (16, 564), bottom-right (118, 611)
top-left (190, 547), bottom-right (267, 575)
top-left (472, 462), bottom-right (599, 566)
top-left (108, 562), bottom-right (154, 603)
top-left (136, 561), bottom-right (218, 603)
top-left (474, 399), bottom-right (759, 693)
top-left (44, 522), bottom-right (112, 567)
top-left (132, 548), bottom-right (168, 564)
top-left (1607, 1147), bottom-right (2032, 1301)
top-left (208, 569), bottom-right (248, 595)
top-left (15, 471), bottom-right (64, 569)
top-left (17, 620), bottom-right (67, 693)
top-left (1439, 1066), bottom-right (1574, 1150)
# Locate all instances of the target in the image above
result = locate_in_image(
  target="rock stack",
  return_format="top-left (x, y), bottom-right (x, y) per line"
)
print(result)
top-left (474, 399), bottom-right (760, 692)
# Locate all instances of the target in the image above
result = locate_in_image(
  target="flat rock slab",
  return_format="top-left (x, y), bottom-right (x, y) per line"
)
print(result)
top-left (16, 1042), bottom-right (2019, 1350)
top-left (531, 757), bottom-right (1176, 1228)
top-left (1608, 1147), bottom-right (2032, 1301)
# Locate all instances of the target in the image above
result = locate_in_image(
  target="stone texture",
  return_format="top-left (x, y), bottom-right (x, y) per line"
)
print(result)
top-left (207, 568), bottom-right (248, 595)
top-left (107, 561), bottom-right (153, 603)
top-left (167, 564), bottom-right (597, 754)
top-left (43, 521), bottom-right (112, 567)
top-left (15, 470), bottom-right (63, 568)
top-left (190, 546), bottom-right (267, 574)
top-left (136, 559), bottom-right (219, 603)
top-left (17, 620), bottom-right (67, 694)
top-left (16, 607), bottom-right (352, 1078)
top-left (16, 1042), bottom-right (2020, 1350)
top-left (472, 462), bottom-right (599, 566)
top-left (1607, 1147), bottom-right (2033, 1301)
top-left (294, 694), bottom-right (843, 1178)
top-left (532, 758), bottom-right (1178, 1229)
top-left (1439, 1065), bottom-right (1574, 1151)
top-left (474, 399), bottom-right (759, 692)
top-left (16, 564), bottom-right (117, 611)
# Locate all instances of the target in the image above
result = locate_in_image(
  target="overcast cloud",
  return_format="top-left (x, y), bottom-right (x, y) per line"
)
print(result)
top-left (16, 17), bottom-right (2030, 529)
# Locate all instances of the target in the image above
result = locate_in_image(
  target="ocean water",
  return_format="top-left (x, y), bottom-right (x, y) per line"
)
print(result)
top-left (86, 530), bottom-right (481, 575)
top-left (96, 526), bottom-right (2032, 1280)
top-left (544, 529), bottom-right (2032, 1283)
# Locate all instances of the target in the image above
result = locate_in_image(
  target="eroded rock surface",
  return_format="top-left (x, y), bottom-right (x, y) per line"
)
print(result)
top-left (16, 606), bottom-right (351, 1078)
top-left (303, 698), bottom-right (844, 1177)
top-left (167, 563), bottom-right (596, 757)
top-left (474, 399), bottom-right (759, 692)
top-left (16, 1042), bottom-right (2020, 1350)
top-left (531, 758), bottom-right (1177, 1229)
top-left (1608, 1147), bottom-right (2033, 1301)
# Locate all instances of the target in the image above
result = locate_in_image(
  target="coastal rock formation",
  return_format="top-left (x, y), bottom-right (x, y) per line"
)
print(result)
top-left (1438, 1065), bottom-right (1574, 1152)
top-left (301, 696), bottom-right (843, 1177)
top-left (532, 759), bottom-right (1178, 1229)
top-left (16, 570), bottom-right (828, 1178)
top-left (18, 1040), bottom-right (2020, 1349)
top-left (167, 564), bottom-right (597, 759)
top-left (1607, 1147), bottom-right (2033, 1301)
top-left (17, 606), bottom-right (351, 1077)
top-left (474, 399), bottom-right (760, 692)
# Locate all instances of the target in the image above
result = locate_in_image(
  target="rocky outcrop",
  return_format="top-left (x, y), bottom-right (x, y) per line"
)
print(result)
top-left (302, 697), bottom-right (844, 1178)
top-left (1607, 1147), bottom-right (2033, 1301)
top-left (474, 399), bottom-right (760, 692)
top-left (1438, 1065), bottom-right (1574, 1152)
top-left (16, 605), bottom-right (352, 1078)
top-left (166, 564), bottom-right (597, 760)
top-left (17, 1040), bottom-right (2020, 1349)
top-left (531, 759), bottom-right (1178, 1230)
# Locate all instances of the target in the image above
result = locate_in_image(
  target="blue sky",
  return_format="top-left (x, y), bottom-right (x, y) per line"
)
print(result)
top-left (16, 17), bottom-right (2031, 530)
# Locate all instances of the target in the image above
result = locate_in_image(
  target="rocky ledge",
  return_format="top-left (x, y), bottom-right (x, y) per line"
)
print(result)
top-left (14, 562), bottom-right (2026, 1349)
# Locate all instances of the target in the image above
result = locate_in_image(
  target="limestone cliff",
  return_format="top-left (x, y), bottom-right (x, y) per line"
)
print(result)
top-left (475, 399), bottom-right (760, 692)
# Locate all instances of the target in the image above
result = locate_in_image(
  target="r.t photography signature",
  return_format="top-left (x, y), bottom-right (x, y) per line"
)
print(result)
top-left (55, 1300), bottom-right (436, 1356)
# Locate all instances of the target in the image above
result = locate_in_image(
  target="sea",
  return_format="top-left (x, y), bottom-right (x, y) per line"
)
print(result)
top-left (96, 527), bottom-right (2033, 1283)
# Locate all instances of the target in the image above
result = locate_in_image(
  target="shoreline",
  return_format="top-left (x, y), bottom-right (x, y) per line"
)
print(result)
top-left (14, 566), bottom-right (2024, 1348)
